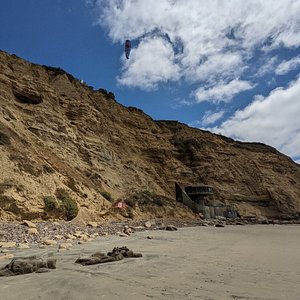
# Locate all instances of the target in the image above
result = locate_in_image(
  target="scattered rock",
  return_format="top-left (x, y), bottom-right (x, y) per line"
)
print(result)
top-left (53, 222), bottom-right (60, 226)
top-left (123, 226), bottom-right (132, 236)
top-left (147, 235), bottom-right (153, 239)
top-left (17, 243), bottom-right (30, 249)
top-left (235, 222), bottom-right (245, 225)
top-left (22, 220), bottom-right (36, 228)
top-left (87, 222), bottom-right (98, 228)
top-left (258, 218), bottom-right (269, 224)
top-left (0, 242), bottom-right (16, 248)
top-left (0, 254), bottom-right (14, 260)
top-left (1, 249), bottom-right (10, 253)
top-left (118, 232), bottom-right (129, 237)
top-left (66, 234), bottom-right (76, 240)
top-left (165, 225), bottom-right (178, 231)
top-left (58, 243), bottom-right (73, 250)
top-left (215, 223), bottom-right (225, 228)
top-left (108, 246), bottom-right (142, 258)
top-left (215, 216), bottom-right (226, 221)
top-left (79, 234), bottom-right (89, 242)
top-left (28, 228), bottom-right (38, 235)
top-left (73, 231), bottom-right (83, 238)
top-left (43, 239), bottom-right (57, 246)
top-left (76, 253), bottom-right (114, 266)
top-left (0, 256), bottom-right (56, 276)
top-left (144, 221), bottom-right (152, 228)
top-left (90, 233), bottom-right (99, 238)
top-left (157, 222), bottom-right (166, 230)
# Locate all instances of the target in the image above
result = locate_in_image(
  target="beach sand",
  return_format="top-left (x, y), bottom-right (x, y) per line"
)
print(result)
top-left (1, 225), bottom-right (299, 300)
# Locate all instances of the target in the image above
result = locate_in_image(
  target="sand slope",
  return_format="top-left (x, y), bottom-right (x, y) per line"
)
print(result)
top-left (1, 225), bottom-right (299, 300)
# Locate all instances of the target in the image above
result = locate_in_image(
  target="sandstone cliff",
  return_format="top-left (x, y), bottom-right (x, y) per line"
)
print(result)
top-left (0, 50), bottom-right (299, 222)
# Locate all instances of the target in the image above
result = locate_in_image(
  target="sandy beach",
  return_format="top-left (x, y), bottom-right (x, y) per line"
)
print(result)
top-left (1, 225), bottom-right (300, 300)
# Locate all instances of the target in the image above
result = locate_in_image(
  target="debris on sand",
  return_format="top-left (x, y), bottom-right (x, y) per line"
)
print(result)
top-left (0, 255), bottom-right (56, 276)
top-left (75, 246), bottom-right (142, 266)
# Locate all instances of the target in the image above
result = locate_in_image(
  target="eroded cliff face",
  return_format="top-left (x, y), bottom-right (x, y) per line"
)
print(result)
top-left (0, 50), bottom-right (299, 222)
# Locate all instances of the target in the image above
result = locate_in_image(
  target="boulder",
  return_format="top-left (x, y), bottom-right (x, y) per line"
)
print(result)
top-left (0, 249), bottom-right (10, 254)
top-left (0, 242), bottom-right (16, 248)
top-left (75, 246), bottom-right (142, 266)
top-left (73, 231), bottom-right (83, 238)
top-left (0, 256), bottom-right (56, 276)
top-left (17, 243), bottom-right (30, 249)
top-left (58, 243), bottom-right (73, 250)
top-left (87, 222), bottom-right (98, 228)
top-left (165, 225), bottom-right (178, 231)
top-left (43, 239), bottom-right (57, 246)
top-left (79, 234), bottom-right (89, 242)
top-left (215, 223), bottom-right (225, 228)
top-left (118, 232), bottom-right (129, 237)
top-left (66, 234), bottom-right (76, 240)
top-left (28, 228), bottom-right (38, 235)
top-left (144, 221), bottom-right (152, 228)
top-left (123, 226), bottom-right (132, 236)
top-left (22, 220), bottom-right (36, 228)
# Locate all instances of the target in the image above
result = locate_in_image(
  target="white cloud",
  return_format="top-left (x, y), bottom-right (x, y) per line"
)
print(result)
top-left (194, 79), bottom-right (254, 103)
top-left (93, 0), bottom-right (300, 92)
top-left (117, 37), bottom-right (180, 89)
top-left (187, 53), bottom-right (245, 83)
top-left (188, 120), bottom-right (202, 128)
top-left (201, 110), bottom-right (225, 126)
top-left (275, 55), bottom-right (300, 75)
top-left (189, 110), bottom-right (225, 128)
top-left (257, 56), bottom-right (278, 77)
top-left (209, 77), bottom-right (300, 159)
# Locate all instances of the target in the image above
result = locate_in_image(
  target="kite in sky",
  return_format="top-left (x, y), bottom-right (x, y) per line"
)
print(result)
top-left (125, 40), bottom-right (131, 59)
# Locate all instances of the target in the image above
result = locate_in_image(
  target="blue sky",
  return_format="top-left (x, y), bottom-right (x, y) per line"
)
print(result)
top-left (0, 0), bottom-right (300, 162)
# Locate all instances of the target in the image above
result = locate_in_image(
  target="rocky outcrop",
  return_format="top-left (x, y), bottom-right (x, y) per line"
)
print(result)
top-left (75, 246), bottom-right (142, 266)
top-left (0, 50), bottom-right (300, 221)
top-left (0, 256), bottom-right (56, 276)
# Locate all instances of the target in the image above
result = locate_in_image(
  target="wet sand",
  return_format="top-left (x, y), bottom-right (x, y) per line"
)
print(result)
top-left (1, 225), bottom-right (300, 300)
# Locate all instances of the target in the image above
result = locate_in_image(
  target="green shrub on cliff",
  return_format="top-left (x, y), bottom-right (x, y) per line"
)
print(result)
top-left (100, 191), bottom-right (113, 202)
top-left (56, 188), bottom-right (78, 221)
top-left (43, 196), bottom-right (57, 211)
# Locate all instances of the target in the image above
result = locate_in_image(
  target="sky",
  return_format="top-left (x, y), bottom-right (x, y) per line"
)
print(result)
top-left (0, 0), bottom-right (300, 163)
